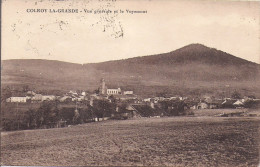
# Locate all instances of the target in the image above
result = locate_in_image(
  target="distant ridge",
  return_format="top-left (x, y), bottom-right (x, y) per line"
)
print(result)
top-left (96, 43), bottom-right (258, 66)
top-left (2, 44), bottom-right (260, 97)
top-left (3, 44), bottom-right (259, 66)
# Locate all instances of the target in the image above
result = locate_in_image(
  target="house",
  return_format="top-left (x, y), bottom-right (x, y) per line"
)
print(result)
top-left (59, 96), bottom-right (72, 103)
top-left (179, 97), bottom-right (188, 100)
top-left (153, 97), bottom-right (165, 101)
top-left (164, 97), bottom-right (171, 101)
top-left (89, 94), bottom-right (104, 100)
top-left (190, 105), bottom-right (197, 110)
top-left (189, 103), bottom-right (207, 110)
top-left (77, 96), bottom-right (86, 102)
top-left (68, 90), bottom-right (78, 95)
top-left (26, 91), bottom-right (36, 96)
top-left (6, 96), bottom-right (28, 103)
top-left (42, 95), bottom-right (56, 101)
top-left (143, 98), bottom-right (151, 102)
top-left (197, 102), bottom-right (208, 109)
top-left (193, 99), bottom-right (224, 109)
top-left (149, 98), bottom-right (159, 104)
top-left (208, 99), bottom-right (223, 109)
top-left (233, 100), bottom-right (244, 108)
top-left (130, 104), bottom-right (160, 117)
top-left (123, 91), bottom-right (133, 95)
top-left (112, 94), bottom-right (138, 101)
top-left (113, 104), bottom-right (141, 119)
top-left (169, 97), bottom-right (178, 100)
top-left (221, 99), bottom-right (237, 108)
top-left (31, 94), bottom-right (43, 102)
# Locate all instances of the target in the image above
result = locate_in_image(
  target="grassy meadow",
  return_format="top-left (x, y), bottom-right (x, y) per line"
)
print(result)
top-left (1, 115), bottom-right (260, 166)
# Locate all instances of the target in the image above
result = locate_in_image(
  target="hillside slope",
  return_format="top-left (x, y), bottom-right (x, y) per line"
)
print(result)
top-left (2, 44), bottom-right (260, 97)
top-left (88, 44), bottom-right (259, 81)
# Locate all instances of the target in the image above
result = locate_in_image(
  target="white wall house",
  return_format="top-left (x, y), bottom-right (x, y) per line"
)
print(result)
top-left (143, 98), bottom-right (151, 102)
top-left (123, 91), bottom-right (133, 95)
top-left (6, 97), bottom-right (28, 103)
top-left (31, 94), bottom-right (43, 102)
top-left (233, 100), bottom-right (244, 106)
top-left (42, 95), bottom-right (56, 101)
top-left (197, 102), bottom-right (208, 109)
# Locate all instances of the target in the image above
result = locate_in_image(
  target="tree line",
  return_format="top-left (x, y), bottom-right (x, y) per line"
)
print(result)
top-left (1, 100), bottom-right (116, 131)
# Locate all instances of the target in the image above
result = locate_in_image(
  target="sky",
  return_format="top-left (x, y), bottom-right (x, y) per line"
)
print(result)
top-left (2, 0), bottom-right (260, 64)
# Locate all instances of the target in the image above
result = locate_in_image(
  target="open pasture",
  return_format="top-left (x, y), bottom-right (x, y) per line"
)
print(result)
top-left (1, 116), bottom-right (260, 166)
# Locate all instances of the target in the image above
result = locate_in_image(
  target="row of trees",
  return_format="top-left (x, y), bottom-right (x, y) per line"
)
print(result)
top-left (1, 100), bottom-right (116, 131)
top-left (2, 99), bottom-right (190, 131)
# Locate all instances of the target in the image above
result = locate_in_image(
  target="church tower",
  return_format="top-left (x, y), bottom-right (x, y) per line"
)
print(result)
top-left (99, 78), bottom-right (106, 95)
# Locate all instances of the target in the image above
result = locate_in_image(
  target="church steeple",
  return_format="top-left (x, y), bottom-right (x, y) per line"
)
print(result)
top-left (99, 78), bottom-right (106, 95)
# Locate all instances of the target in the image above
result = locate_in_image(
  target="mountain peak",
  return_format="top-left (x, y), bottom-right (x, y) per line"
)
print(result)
top-left (119, 43), bottom-right (259, 67)
top-left (175, 43), bottom-right (212, 52)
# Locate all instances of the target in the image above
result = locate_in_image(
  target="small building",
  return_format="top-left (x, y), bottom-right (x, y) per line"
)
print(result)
top-left (143, 98), bottom-right (151, 102)
top-left (113, 104), bottom-right (141, 119)
top-left (77, 96), bottom-right (86, 102)
top-left (6, 97), bottom-right (28, 103)
top-left (197, 102), bottom-right (208, 109)
top-left (26, 91), bottom-right (36, 96)
top-left (59, 96), bottom-right (72, 103)
top-left (233, 100), bottom-right (244, 108)
top-left (113, 94), bottom-right (138, 101)
top-left (42, 95), bottom-right (56, 101)
top-left (69, 90), bottom-right (78, 95)
top-left (208, 99), bottom-right (223, 109)
top-left (31, 94), bottom-right (43, 102)
top-left (221, 99), bottom-right (237, 108)
top-left (169, 97), bottom-right (178, 100)
top-left (190, 105), bottom-right (197, 110)
top-left (123, 91), bottom-right (133, 95)
top-left (130, 104), bottom-right (159, 117)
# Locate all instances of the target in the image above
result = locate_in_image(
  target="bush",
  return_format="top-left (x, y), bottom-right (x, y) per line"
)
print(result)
top-left (159, 100), bottom-right (186, 116)
top-left (244, 100), bottom-right (260, 109)
top-left (93, 100), bottom-right (116, 118)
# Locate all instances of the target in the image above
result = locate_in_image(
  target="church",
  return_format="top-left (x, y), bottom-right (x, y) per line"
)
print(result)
top-left (99, 78), bottom-right (122, 95)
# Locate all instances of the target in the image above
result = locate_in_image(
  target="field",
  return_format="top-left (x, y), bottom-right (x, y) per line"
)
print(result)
top-left (192, 108), bottom-right (248, 117)
top-left (1, 116), bottom-right (260, 166)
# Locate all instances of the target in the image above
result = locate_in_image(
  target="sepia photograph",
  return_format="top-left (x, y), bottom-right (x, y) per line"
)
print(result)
top-left (1, 0), bottom-right (260, 166)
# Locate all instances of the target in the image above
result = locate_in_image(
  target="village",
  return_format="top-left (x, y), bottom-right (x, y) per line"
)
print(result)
top-left (4, 79), bottom-right (260, 122)
top-left (4, 79), bottom-right (260, 110)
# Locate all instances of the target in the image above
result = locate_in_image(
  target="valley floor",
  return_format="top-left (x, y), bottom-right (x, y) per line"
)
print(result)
top-left (1, 116), bottom-right (260, 166)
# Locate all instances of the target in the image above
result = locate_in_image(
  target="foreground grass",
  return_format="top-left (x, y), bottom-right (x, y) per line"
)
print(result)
top-left (1, 117), bottom-right (260, 166)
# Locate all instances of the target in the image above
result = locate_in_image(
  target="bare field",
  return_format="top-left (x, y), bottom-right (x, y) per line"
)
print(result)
top-left (1, 116), bottom-right (260, 166)
top-left (192, 108), bottom-right (249, 116)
